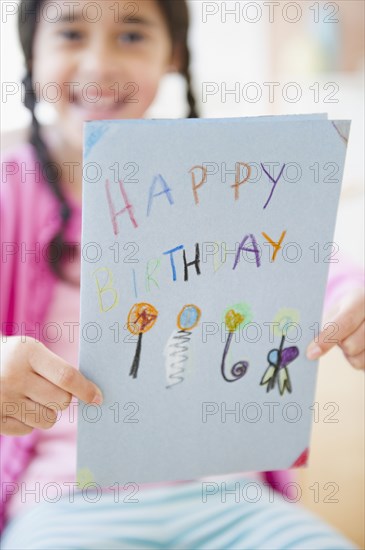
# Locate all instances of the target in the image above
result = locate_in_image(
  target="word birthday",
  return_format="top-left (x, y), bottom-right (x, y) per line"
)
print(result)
top-left (93, 230), bottom-right (287, 308)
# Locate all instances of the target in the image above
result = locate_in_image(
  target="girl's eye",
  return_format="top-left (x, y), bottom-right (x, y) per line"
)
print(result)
top-left (119, 32), bottom-right (144, 44)
top-left (59, 30), bottom-right (83, 41)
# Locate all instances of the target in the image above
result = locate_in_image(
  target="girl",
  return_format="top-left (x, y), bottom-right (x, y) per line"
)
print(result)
top-left (1, 1), bottom-right (364, 548)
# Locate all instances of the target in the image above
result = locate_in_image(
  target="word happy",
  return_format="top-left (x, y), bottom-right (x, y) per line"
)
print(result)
top-left (105, 162), bottom-right (286, 236)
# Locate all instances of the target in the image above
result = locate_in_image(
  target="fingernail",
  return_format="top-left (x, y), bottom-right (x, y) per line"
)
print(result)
top-left (307, 345), bottom-right (322, 360)
top-left (91, 391), bottom-right (103, 405)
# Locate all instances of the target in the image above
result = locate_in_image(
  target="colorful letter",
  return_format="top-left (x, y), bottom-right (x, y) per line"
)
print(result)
top-left (189, 165), bottom-right (207, 205)
top-left (233, 234), bottom-right (261, 269)
top-left (105, 178), bottom-right (138, 236)
top-left (163, 245), bottom-right (184, 281)
top-left (262, 230), bottom-right (287, 261)
top-left (231, 162), bottom-right (251, 201)
top-left (147, 174), bottom-right (174, 216)
top-left (93, 267), bottom-right (119, 312)
top-left (261, 163), bottom-right (286, 209)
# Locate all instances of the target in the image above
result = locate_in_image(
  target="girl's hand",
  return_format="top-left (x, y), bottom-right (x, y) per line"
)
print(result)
top-left (0, 336), bottom-right (104, 436)
top-left (306, 287), bottom-right (365, 370)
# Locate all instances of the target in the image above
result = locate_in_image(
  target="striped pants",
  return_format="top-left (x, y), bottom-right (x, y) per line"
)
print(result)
top-left (0, 476), bottom-right (357, 550)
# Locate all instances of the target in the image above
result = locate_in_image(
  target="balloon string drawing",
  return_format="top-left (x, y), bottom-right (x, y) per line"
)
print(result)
top-left (164, 304), bottom-right (201, 389)
top-left (127, 302), bottom-right (158, 379)
top-left (220, 303), bottom-right (252, 383)
top-left (260, 309), bottom-right (300, 395)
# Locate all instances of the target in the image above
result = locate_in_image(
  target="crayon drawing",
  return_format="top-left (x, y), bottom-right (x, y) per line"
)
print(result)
top-left (127, 303), bottom-right (158, 379)
top-left (164, 304), bottom-right (201, 389)
top-left (260, 308), bottom-right (300, 395)
top-left (221, 303), bottom-right (252, 382)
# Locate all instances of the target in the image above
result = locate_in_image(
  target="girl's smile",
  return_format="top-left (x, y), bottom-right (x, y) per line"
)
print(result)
top-left (68, 86), bottom-right (131, 121)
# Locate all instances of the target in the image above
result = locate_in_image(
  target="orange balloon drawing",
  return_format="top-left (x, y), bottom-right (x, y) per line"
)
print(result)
top-left (127, 303), bottom-right (158, 379)
top-left (127, 303), bottom-right (158, 335)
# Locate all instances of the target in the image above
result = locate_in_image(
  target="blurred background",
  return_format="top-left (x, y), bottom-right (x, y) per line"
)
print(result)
top-left (1, 0), bottom-right (364, 547)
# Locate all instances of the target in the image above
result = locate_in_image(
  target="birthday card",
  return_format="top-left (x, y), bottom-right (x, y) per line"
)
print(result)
top-left (76, 114), bottom-right (350, 487)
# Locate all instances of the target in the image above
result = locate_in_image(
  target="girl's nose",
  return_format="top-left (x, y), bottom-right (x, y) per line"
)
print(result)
top-left (80, 39), bottom-right (120, 79)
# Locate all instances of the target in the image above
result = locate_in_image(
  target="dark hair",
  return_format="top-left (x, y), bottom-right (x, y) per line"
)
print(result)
top-left (18, 0), bottom-right (199, 282)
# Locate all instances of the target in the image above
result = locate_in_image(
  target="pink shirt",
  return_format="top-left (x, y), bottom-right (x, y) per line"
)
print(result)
top-left (5, 188), bottom-right (82, 520)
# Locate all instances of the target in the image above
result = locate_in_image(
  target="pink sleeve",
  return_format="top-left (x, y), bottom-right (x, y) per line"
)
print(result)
top-left (0, 149), bottom-right (18, 330)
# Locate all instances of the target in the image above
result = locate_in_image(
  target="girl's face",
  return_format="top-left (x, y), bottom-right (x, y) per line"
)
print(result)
top-left (32, 0), bottom-right (176, 152)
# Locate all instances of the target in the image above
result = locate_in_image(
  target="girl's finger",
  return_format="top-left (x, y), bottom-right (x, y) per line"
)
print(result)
top-left (24, 372), bottom-right (73, 412)
top-left (307, 294), bottom-right (365, 360)
top-left (0, 415), bottom-right (34, 436)
top-left (28, 342), bottom-right (103, 405)
top-left (9, 397), bottom-right (59, 430)
top-left (340, 320), bottom-right (365, 358)
top-left (344, 349), bottom-right (365, 370)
